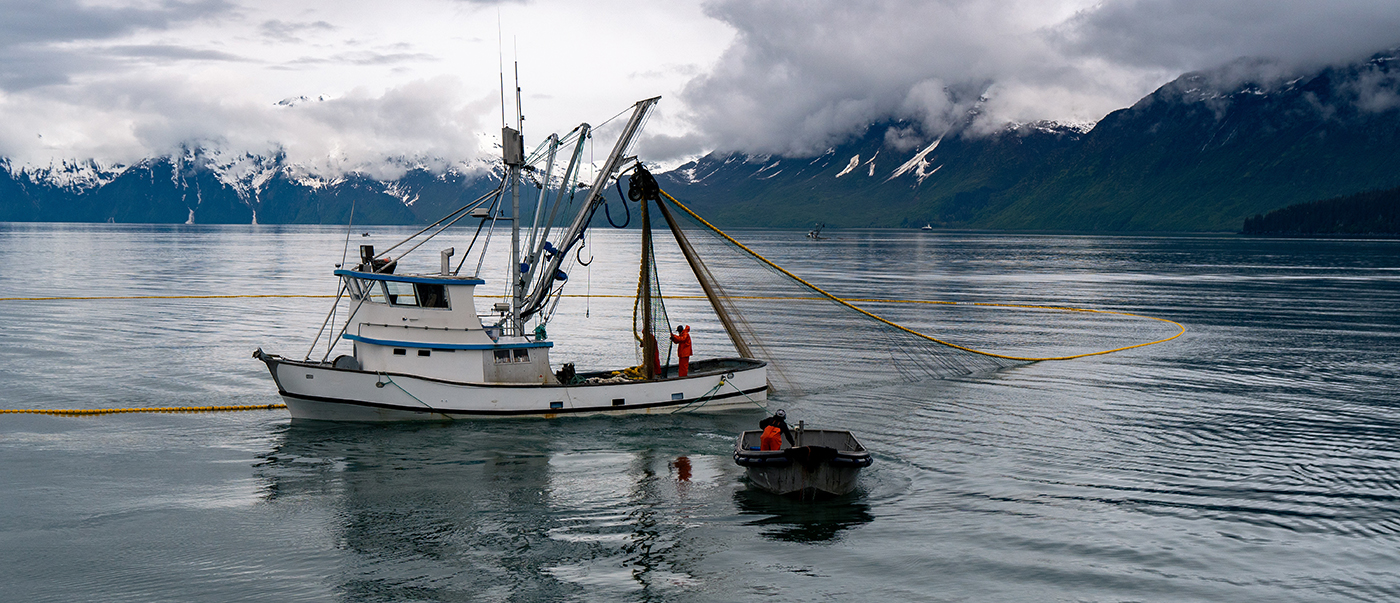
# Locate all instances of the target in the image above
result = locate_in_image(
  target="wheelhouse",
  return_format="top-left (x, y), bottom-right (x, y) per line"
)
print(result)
top-left (333, 269), bottom-right (556, 385)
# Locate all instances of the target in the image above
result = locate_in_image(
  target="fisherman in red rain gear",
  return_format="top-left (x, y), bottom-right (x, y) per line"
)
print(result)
top-left (759, 409), bottom-right (795, 451)
top-left (670, 325), bottom-right (692, 377)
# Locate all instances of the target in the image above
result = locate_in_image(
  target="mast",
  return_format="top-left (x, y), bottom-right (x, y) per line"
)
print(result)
top-left (501, 135), bottom-right (524, 334)
top-left (509, 63), bottom-right (524, 335)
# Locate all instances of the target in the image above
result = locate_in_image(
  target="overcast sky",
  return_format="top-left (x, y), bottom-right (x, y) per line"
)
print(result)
top-left (1, 0), bottom-right (1398, 175)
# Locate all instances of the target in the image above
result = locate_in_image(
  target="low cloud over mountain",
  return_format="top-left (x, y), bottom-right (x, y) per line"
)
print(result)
top-left (3, 0), bottom-right (1400, 176)
top-left (681, 0), bottom-right (1400, 157)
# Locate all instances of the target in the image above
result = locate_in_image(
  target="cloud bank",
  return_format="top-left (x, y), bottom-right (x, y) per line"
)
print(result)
top-left (2, 74), bottom-right (490, 180)
top-left (2, 0), bottom-right (1398, 172)
top-left (682, 0), bottom-right (1400, 156)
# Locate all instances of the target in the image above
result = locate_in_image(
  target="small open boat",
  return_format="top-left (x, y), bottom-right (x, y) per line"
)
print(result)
top-left (733, 424), bottom-right (872, 496)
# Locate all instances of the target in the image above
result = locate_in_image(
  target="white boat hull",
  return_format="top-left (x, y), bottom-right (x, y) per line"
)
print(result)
top-left (257, 352), bottom-right (767, 421)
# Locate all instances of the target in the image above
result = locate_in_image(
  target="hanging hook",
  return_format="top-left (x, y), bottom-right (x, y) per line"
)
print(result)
top-left (604, 191), bottom-right (630, 228)
top-left (576, 238), bottom-right (593, 266)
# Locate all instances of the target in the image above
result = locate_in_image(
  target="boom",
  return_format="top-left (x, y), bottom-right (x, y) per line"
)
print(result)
top-left (517, 96), bottom-right (659, 322)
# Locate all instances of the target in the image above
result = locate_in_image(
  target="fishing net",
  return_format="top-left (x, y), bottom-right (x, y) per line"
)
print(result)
top-left (628, 184), bottom-right (1180, 397)
top-left (653, 204), bottom-right (1019, 395)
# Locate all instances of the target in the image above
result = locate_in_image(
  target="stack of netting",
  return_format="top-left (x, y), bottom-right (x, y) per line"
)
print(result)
top-left (632, 200), bottom-right (674, 377)
top-left (650, 191), bottom-right (1029, 397)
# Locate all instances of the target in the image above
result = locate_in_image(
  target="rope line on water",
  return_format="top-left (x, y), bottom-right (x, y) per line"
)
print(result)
top-left (0, 294), bottom-right (334, 301)
top-left (1, 217), bottom-right (1185, 415)
top-left (1, 404), bottom-right (287, 416)
top-left (0, 293), bottom-right (1185, 360)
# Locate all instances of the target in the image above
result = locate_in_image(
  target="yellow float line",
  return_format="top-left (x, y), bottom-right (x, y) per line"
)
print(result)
top-left (0, 292), bottom-right (1184, 360)
top-left (0, 294), bottom-right (333, 301)
top-left (4, 253), bottom-right (1184, 355)
top-left (1, 404), bottom-right (287, 416)
top-left (0, 288), bottom-right (1183, 417)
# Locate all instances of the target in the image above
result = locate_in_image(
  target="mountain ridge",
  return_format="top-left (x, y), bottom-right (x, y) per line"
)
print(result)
top-left (3, 47), bottom-right (1399, 231)
top-left (1, 149), bottom-right (502, 225)
top-left (658, 47), bottom-right (1400, 231)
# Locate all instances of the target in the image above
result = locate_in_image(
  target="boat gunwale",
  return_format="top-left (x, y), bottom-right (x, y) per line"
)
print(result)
top-left (258, 351), bottom-right (767, 390)
top-left (732, 429), bottom-right (873, 462)
top-left (276, 384), bottom-right (768, 418)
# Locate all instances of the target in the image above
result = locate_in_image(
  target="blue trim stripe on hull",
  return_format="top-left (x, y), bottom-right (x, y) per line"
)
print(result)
top-left (334, 269), bottom-right (485, 286)
top-left (342, 334), bottom-right (553, 350)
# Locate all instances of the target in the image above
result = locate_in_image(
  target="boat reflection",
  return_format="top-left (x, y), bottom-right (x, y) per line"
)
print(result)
top-left (252, 415), bottom-right (756, 599)
top-left (732, 488), bottom-right (874, 543)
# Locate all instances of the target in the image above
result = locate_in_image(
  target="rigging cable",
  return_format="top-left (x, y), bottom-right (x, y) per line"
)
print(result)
top-left (372, 184), bottom-right (502, 264)
top-left (454, 214), bottom-right (491, 275)
top-left (304, 281), bottom-right (348, 361)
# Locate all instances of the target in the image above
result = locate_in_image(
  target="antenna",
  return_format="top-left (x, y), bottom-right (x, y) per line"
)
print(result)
top-left (513, 39), bottom-right (522, 135)
top-left (497, 12), bottom-right (505, 129)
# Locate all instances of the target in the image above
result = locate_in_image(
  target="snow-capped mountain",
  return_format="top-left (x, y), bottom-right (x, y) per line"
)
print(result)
top-left (656, 46), bottom-right (1400, 232)
top-left (4, 46), bottom-right (1399, 231)
top-left (0, 148), bottom-right (501, 225)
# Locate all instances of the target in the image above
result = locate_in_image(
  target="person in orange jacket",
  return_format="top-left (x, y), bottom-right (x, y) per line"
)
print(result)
top-left (759, 409), bottom-right (795, 451)
top-left (670, 325), bottom-right (692, 377)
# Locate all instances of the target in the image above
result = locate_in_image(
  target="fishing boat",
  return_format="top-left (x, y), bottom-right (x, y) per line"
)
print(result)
top-left (920, 224), bottom-right (933, 231)
top-left (733, 424), bottom-right (873, 496)
top-left (806, 222), bottom-right (826, 239)
top-left (254, 96), bottom-right (768, 420)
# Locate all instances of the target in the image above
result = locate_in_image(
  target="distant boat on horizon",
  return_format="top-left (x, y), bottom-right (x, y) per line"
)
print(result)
top-left (920, 224), bottom-right (933, 231)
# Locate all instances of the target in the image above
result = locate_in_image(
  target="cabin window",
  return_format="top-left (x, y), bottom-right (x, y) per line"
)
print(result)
top-left (512, 349), bottom-right (530, 363)
top-left (418, 350), bottom-right (431, 357)
top-left (393, 348), bottom-right (406, 356)
top-left (416, 283), bottom-right (448, 309)
top-left (493, 350), bottom-right (511, 364)
top-left (363, 281), bottom-right (388, 304)
top-left (384, 281), bottom-right (418, 306)
top-left (345, 278), bottom-right (364, 300)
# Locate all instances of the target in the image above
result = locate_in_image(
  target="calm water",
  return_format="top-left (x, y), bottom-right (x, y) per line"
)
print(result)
top-left (2, 223), bottom-right (1399, 602)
